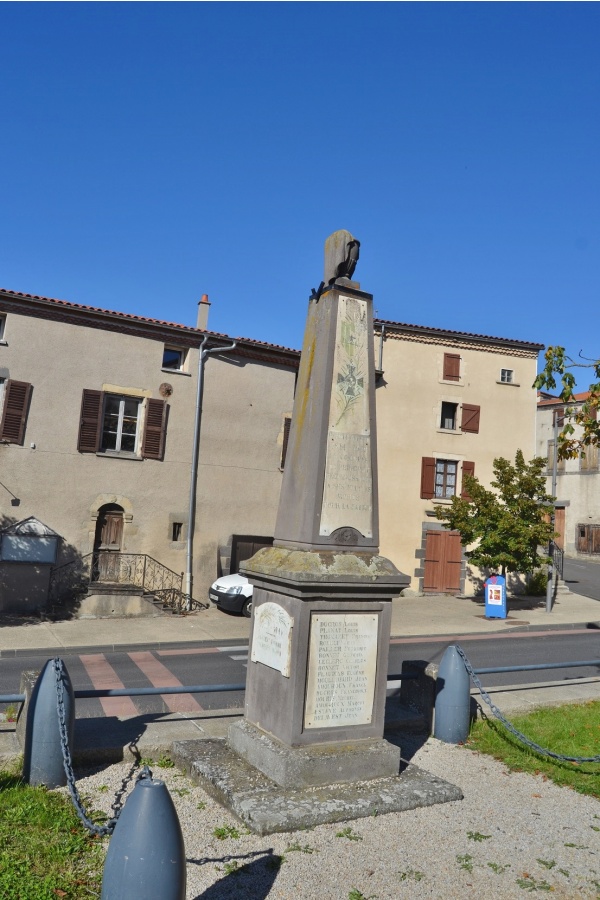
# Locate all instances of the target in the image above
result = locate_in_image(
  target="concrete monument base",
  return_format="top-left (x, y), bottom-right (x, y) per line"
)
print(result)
top-left (172, 738), bottom-right (463, 836)
top-left (227, 719), bottom-right (401, 788)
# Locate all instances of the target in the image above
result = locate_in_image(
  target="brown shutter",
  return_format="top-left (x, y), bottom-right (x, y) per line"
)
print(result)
top-left (443, 353), bottom-right (460, 381)
top-left (281, 416), bottom-right (292, 468)
top-left (142, 398), bottom-right (167, 460)
top-left (461, 403), bottom-right (480, 433)
top-left (420, 457), bottom-right (435, 499)
top-left (461, 461), bottom-right (475, 499)
top-left (0, 380), bottom-right (32, 444)
top-left (78, 389), bottom-right (103, 453)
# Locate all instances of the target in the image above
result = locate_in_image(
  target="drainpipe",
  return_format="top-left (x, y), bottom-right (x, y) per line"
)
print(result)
top-left (185, 335), bottom-right (237, 608)
top-left (377, 323), bottom-right (386, 373)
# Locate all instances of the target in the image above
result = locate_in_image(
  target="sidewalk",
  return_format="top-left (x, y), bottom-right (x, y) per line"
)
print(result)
top-left (1, 590), bottom-right (599, 765)
top-left (1, 590), bottom-right (599, 655)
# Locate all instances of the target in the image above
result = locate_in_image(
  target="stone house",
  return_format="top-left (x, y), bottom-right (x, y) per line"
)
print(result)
top-left (375, 320), bottom-right (543, 594)
top-left (536, 391), bottom-right (600, 559)
top-left (0, 288), bottom-right (298, 613)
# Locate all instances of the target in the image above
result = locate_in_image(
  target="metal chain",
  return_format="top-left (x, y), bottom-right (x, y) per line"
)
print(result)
top-left (53, 658), bottom-right (154, 836)
top-left (455, 645), bottom-right (600, 764)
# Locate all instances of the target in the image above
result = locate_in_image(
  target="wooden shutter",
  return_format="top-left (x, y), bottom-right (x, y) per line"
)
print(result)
top-left (443, 353), bottom-right (460, 381)
top-left (461, 403), bottom-right (480, 433)
top-left (461, 461), bottom-right (475, 499)
top-left (78, 389), bottom-right (103, 453)
top-left (281, 416), bottom-right (292, 468)
top-left (420, 456), bottom-right (436, 499)
top-left (0, 380), bottom-right (32, 444)
top-left (142, 398), bottom-right (167, 460)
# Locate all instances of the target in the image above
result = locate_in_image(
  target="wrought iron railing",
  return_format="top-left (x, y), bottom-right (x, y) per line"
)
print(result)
top-left (551, 541), bottom-right (564, 579)
top-left (49, 553), bottom-right (206, 613)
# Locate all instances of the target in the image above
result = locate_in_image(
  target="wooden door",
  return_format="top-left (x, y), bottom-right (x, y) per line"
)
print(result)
top-left (94, 507), bottom-right (124, 582)
top-left (423, 530), bottom-right (462, 593)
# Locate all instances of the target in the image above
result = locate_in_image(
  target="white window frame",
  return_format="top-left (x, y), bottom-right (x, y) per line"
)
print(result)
top-left (0, 315), bottom-right (6, 342)
top-left (500, 368), bottom-right (514, 384)
top-left (434, 459), bottom-right (458, 499)
top-left (101, 394), bottom-right (142, 455)
top-left (162, 346), bottom-right (187, 372)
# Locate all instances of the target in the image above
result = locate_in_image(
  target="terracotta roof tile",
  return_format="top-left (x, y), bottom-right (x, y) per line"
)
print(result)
top-left (375, 317), bottom-right (544, 349)
top-left (0, 287), bottom-right (300, 355)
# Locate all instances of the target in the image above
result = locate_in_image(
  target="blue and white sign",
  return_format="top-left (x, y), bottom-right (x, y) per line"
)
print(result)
top-left (484, 575), bottom-right (507, 619)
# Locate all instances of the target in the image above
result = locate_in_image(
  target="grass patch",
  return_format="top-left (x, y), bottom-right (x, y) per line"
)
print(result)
top-left (467, 701), bottom-right (600, 799)
top-left (0, 769), bottom-right (104, 899)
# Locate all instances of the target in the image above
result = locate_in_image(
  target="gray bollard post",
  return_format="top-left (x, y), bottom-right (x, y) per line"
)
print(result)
top-left (433, 645), bottom-right (470, 744)
top-left (23, 658), bottom-right (74, 787)
top-left (101, 770), bottom-right (186, 900)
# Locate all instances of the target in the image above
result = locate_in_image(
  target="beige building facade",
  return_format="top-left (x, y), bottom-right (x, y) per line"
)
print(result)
top-left (537, 392), bottom-right (600, 559)
top-left (0, 287), bottom-right (543, 613)
top-left (0, 288), bottom-right (298, 613)
top-left (375, 320), bottom-right (543, 595)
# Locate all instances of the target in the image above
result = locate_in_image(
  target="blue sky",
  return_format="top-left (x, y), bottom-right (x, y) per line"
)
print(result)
top-left (1, 3), bottom-right (598, 382)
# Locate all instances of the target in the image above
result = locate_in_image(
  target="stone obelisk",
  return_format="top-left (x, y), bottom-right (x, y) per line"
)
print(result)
top-left (230, 231), bottom-right (410, 788)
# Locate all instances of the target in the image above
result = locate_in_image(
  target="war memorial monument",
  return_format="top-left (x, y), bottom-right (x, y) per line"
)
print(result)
top-left (174, 232), bottom-right (462, 833)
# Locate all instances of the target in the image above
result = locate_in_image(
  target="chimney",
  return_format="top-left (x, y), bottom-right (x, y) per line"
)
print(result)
top-left (196, 293), bottom-right (210, 330)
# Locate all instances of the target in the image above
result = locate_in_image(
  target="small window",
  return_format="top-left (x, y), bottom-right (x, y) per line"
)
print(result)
top-left (500, 369), bottom-right (514, 383)
top-left (0, 315), bottom-right (6, 341)
top-left (171, 522), bottom-right (183, 541)
top-left (101, 395), bottom-right (142, 454)
top-left (440, 402), bottom-right (458, 430)
top-left (435, 460), bottom-right (458, 499)
top-left (162, 347), bottom-right (185, 370)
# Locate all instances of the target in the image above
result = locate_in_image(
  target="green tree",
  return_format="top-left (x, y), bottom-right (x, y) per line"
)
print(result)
top-left (435, 450), bottom-right (555, 576)
top-left (534, 346), bottom-right (600, 458)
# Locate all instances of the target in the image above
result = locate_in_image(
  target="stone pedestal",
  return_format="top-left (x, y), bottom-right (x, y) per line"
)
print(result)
top-left (234, 547), bottom-right (409, 786)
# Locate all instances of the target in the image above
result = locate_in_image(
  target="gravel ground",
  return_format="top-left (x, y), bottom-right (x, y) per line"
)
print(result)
top-left (65, 736), bottom-right (600, 900)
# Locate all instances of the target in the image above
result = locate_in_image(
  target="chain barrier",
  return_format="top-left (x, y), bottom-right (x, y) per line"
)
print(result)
top-left (53, 657), bottom-right (152, 836)
top-left (455, 645), bottom-right (600, 764)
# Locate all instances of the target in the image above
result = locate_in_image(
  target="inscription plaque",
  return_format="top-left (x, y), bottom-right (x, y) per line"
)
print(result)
top-left (304, 613), bottom-right (378, 729)
top-left (250, 602), bottom-right (293, 677)
top-left (320, 295), bottom-right (373, 538)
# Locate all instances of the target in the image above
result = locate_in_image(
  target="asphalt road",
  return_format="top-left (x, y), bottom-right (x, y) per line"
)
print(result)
top-left (1, 630), bottom-right (599, 719)
top-left (563, 555), bottom-right (600, 601)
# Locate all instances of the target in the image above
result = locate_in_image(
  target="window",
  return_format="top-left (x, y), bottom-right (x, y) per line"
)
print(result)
top-left (101, 395), bottom-right (141, 453)
top-left (171, 522), bottom-right (183, 541)
top-left (0, 315), bottom-right (6, 342)
top-left (435, 459), bottom-right (457, 498)
top-left (579, 444), bottom-right (599, 471)
top-left (440, 402), bottom-right (458, 430)
top-left (420, 456), bottom-right (458, 499)
top-left (0, 380), bottom-right (32, 444)
top-left (77, 390), bottom-right (168, 459)
top-left (443, 353), bottom-right (460, 381)
top-left (500, 369), bottom-right (514, 383)
top-left (162, 346), bottom-right (186, 371)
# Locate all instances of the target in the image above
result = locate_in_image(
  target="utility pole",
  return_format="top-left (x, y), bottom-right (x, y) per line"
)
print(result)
top-left (545, 407), bottom-right (560, 613)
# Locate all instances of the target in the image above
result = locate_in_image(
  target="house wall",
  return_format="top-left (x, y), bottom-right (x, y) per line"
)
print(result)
top-left (536, 403), bottom-right (600, 557)
top-left (376, 329), bottom-right (540, 594)
top-left (0, 300), bottom-right (296, 603)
